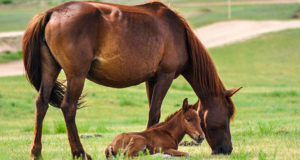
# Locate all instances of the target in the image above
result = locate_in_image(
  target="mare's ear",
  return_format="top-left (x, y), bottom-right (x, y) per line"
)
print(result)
top-left (182, 98), bottom-right (189, 111)
top-left (225, 87), bottom-right (242, 97)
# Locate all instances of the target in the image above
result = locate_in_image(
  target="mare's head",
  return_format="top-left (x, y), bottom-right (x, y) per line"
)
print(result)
top-left (181, 98), bottom-right (205, 143)
top-left (198, 87), bottom-right (242, 155)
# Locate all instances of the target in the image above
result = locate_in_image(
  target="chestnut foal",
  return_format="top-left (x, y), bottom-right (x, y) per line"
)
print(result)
top-left (105, 98), bottom-right (205, 158)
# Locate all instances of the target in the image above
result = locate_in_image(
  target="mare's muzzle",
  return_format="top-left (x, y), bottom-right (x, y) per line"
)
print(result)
top-left (212, 143), bottom-right (232, 155)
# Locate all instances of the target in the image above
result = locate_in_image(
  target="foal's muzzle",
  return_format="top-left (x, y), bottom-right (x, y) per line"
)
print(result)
top-left (196, 135), bottom-right (205, 143)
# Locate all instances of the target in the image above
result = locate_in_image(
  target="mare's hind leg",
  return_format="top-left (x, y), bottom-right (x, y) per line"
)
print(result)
top-left (123, 136), bottom-right (146, 157)
top-left (60, 76), bottom-right (91, 160)
top-left (146, 72), bottom-right (175, 128)
top-left (31, 45), bottom-right (61, 159)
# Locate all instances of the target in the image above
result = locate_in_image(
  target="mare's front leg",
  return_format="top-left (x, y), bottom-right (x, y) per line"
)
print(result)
top-left (146, 72), bottom-right (175, 128)
top-left (163, 148), bottom-right (189, 157)
top-left (145, 79), bottom-right (155, 106)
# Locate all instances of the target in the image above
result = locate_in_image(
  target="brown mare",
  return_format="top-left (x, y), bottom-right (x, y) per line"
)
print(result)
top-left (22, 1), bottom-right (242, 159)
top-left (105, 98), bottom-right (205, 158)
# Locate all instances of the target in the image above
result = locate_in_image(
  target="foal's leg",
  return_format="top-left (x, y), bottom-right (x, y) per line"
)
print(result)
top-left (60, 76), bottom-right (91, 159)
top-left (163, 148), bottom-right (189, 157)
top-left (31, 45), bottom-right (60, 159)
top-left (146, 72), bottom-right (175, 128)
top-left (123, 136), bottom-right (146, 157)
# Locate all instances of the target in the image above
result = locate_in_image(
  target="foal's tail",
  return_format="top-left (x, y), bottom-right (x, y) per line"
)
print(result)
top-left (22, 12), bottom-right (65, 108)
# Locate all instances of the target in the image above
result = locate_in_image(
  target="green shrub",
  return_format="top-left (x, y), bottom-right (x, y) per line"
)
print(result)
top-left (1, 0), bottom-right (12, 4)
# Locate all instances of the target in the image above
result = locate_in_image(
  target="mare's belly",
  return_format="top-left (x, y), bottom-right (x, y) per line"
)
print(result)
top-left (86, 10), bottom-right (165, 88)
top-left (87, 53), bottom-right (159, 88)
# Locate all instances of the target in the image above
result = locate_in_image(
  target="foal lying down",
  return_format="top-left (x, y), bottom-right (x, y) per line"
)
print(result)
top-left (105, 98), bottom-right (205, 158)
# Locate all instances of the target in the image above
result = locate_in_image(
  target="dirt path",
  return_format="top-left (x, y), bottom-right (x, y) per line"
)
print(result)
top-left (194, 20), bottom-right (300, 48)
top-left (0, 31), bottom-right (23, 54)
top-left (174, 0), bottom-right (300, 7)
top-left (1, 19), bottom-right (300, 77)
top-left (0, 60), bottom-right (24, 77)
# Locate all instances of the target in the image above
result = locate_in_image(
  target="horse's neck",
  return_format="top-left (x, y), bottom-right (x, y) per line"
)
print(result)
top-left (159, 113), bottom-right (186, 144)
top-left (183, 70), bottom-right (225, 102)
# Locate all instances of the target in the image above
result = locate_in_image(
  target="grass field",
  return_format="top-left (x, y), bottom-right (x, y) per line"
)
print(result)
top-left (176, 3), bottom-right (300, 27)
top-left (0, 27), bottom-right (299, 159)
top-left (0, 1), bottom-right (300, 31)
top-left (0, 50), bottom-right (22, 63)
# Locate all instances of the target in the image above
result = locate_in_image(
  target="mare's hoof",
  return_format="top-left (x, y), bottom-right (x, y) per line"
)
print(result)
top-left (30, 149), bottom-right (43, 160)
top-left (30, 154), bottom-right (43, 160)
top-left (73, 152), bottom-right (92, 160)
top-left (86, 153), bottom-right (92, 160)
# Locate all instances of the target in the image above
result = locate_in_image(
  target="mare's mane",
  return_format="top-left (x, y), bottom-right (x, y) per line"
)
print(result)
top-left (161, 3), bottom-right (235, 117)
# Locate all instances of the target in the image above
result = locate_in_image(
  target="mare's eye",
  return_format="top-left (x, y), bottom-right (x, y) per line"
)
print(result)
top-left (187, 119), bottom-right (191, 122)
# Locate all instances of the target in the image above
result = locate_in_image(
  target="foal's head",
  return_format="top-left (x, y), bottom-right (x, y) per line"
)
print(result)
top-left (181, 98), bottom-right (205, 143)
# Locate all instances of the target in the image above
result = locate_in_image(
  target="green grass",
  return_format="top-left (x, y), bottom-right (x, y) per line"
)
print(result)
top-left (0, 5), bottom-right (47, 32)
top-left (0, 50), bottom-right (22, 63)
top-left (0, 29), bottom-right (300, 159)
top-left (0, 1), bottom-right (300, 31)
top-left (170, 0), bottom-right (283, 2)
top-left (175, 3), bottom-right (300, 27)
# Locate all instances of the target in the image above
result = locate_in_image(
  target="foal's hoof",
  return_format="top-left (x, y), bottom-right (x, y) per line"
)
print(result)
top-left (183, 152), bottom-right (189, 157)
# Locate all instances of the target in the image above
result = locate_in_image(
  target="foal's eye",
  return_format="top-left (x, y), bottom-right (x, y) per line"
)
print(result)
top-left (187, 119), bottom-right (191, 122)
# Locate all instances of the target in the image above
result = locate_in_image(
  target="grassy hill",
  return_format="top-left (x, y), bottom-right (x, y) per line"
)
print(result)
top-left (0, 27), bottom-right (299, 159)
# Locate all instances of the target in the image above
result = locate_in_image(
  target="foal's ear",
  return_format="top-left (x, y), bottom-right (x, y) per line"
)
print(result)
top-left (182, 98), bottom-right (189, 111)
top-left (225, 87), bottom-right (243, 97)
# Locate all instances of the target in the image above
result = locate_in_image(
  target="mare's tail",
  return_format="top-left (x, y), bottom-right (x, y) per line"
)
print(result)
top-left (22, 12), bottom-right (65, 108)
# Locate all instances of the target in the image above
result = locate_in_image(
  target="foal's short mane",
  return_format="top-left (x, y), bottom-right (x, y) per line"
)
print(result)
top-left (150, 108), bottom-right (183, 128)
